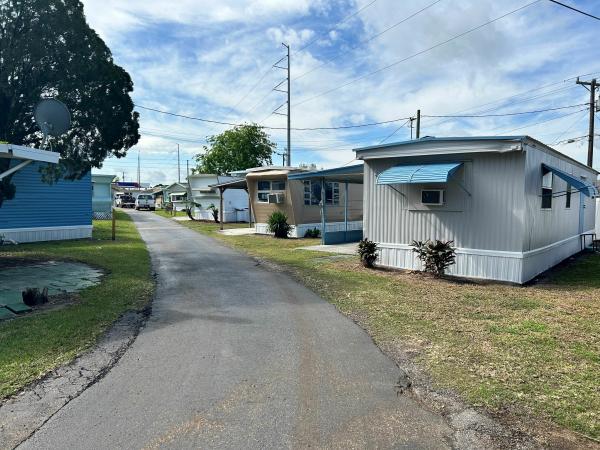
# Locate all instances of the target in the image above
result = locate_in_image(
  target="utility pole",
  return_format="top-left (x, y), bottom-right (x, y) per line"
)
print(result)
top-left (576, 77), bottom-right (598, 167)
top-left (177, 143), bottom-right (181, 183)
top-left (286, 44), bottom-right (291, 167)
top-left (137, 150), bottom-right (140, 188)
top-left (186, 160), bottom-right (189, 180)
top-left (276, 151), bottom-right (286, 165)
top-left (416, 109), bottom-right (421, 139)
top-left (122, 171), bottom-right (125, 182)
top-left (273, 43), bottom-right (291, 166)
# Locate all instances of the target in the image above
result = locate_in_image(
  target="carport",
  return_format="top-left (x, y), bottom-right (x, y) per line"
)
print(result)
top-left (288, 164), bottom-right (363, 245)
top-left (209, 177), bottom-right (251, 230)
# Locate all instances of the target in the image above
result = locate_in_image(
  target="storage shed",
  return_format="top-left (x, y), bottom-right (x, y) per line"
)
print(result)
top-left (0, 143), bottom-right (92, 243)
top-left (355, 136), bottom-right (598, 284)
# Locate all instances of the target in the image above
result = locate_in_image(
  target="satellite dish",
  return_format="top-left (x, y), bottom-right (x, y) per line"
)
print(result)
top-left (34, 98), bottom-right (71, 138)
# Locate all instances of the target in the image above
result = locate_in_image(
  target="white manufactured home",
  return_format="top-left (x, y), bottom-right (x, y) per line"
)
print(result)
top-left (355, 136), bottom-right (598, 284)
top-left (187, 174), bottom-right (249, 222)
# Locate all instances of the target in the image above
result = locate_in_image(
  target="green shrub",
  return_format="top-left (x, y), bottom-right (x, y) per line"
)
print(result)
top-left (267, 211), bottom-right (291, 238)
top-left (411, 239), bottom-right (456, 276)
top-left (304, 227), bottom-right (321, 238)
top-left (358, 238), bottom-right (378, 268)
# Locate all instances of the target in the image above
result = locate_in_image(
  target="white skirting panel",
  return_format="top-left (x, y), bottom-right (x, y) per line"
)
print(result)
top-left (521, 232), bottom-right (585, 282)
top-left (0, 225), bottom-right (93, 244)
top-left (377, 233), bottom-right (587, 284)
top-left (255, 221), bottom-right (363, 238)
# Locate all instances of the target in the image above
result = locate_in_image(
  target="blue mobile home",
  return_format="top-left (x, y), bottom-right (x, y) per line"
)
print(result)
top-left (0, 143), bottom-right (92, 243)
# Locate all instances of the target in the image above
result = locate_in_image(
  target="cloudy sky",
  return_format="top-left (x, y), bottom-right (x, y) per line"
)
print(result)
top-left (81, 0), bottom-right (600, 185)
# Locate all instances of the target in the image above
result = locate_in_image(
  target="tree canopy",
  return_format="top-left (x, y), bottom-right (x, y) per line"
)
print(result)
top-left (193, 124), bottom-right (275, 175)
top-left (0, 0), bottom-right (140, 206)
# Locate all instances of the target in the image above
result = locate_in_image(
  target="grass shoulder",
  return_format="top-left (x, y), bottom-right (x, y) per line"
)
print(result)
top-left (173, 216), bottom-right (600, 441)
top-left (0, 211), bottom-right (154, 399)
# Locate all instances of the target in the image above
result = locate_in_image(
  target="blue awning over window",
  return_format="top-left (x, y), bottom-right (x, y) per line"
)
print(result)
top-left (376, 162), bottom-right (463, 185)
top-left (542, 164), bottom-right (598, 197)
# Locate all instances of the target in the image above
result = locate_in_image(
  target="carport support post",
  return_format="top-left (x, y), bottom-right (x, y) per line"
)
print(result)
top-left (219, 187), bottom-right (224, 231)
top-left (344, 181), bottom-right (349, 242)
top-left (321, 177), bottom-right (326, 245)
top-left (246, 188), bottom-right (252, 228)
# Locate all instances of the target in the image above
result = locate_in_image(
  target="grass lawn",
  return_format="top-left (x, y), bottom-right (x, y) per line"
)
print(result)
top-left (0, 211), bottom-right (153, 399)
top-left (168, 215), bottom-right (600, 440)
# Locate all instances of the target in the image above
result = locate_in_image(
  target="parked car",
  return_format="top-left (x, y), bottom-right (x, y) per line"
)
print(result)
top-left (114, 193), bottom-right (124, 207)
top-left (135, 194), bottom-right (155, 211)
top-left (120, 194), bottom-right (136, 209)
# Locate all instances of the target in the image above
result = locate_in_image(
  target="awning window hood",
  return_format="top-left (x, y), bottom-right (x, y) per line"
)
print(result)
top-left (376, 162), bottom-right (463, 185)
top-left (542, 163), bottom-right (598, 197)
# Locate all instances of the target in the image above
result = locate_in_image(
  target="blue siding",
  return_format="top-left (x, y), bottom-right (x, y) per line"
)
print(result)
top-left (0, 161), bottom-right (92, 229)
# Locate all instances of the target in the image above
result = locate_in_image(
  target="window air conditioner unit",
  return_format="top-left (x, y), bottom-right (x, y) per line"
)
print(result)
top-left (268, 193), bottom-right (285, 204)
top-left (421, 189), bottom-right (445, 206)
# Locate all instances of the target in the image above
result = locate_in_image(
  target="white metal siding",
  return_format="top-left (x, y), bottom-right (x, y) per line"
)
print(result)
top-left (522, 142), bottom-right (596, 251)
top-left (364, 151), bottom-right (526, 251)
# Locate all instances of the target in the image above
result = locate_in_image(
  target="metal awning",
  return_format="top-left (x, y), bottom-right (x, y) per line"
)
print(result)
top-left (542, 163), bottom-right (598, 197)
top-left (287, 164), bottom-right (364, 184)
top-left (0, 143), bottom-right (60, 180)
top-left (376, 162), bottom-right (463, 185)
top-left (209, 177), bottom-right (247, 190)
top-left (170, 192), bottom-right (187, 196)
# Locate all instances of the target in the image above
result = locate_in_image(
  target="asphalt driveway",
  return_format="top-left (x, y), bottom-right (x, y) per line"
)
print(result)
top-left (19, 211), bottom-right (453, 449)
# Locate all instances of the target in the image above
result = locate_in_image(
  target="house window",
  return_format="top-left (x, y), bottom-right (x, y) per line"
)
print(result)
top-left (541, 169), bottom-right (553, 209)
top-left (303, 181), bottom-right (340, 205)
top-left (257, 180), bottom-right (285, 203)
top-left (421, 189), bottom-right (445, 205)
top-left (565, 183), bottom-right (572, 209)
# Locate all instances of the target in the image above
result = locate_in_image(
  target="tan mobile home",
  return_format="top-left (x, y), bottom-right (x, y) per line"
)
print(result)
top-left (244, 166), bottom-right (363, 240)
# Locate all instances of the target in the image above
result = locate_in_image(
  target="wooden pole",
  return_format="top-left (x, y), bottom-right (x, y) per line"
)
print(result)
top-left (111, 208), bottom-right (116, 241)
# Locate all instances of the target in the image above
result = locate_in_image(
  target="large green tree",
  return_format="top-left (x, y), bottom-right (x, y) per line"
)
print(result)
top-left (194, 124), bottom-right (275, 175)
top-left (0, 0), bottom-right (140, 206)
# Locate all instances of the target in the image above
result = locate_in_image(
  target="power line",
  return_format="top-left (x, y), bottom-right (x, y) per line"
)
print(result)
top-left (294, 0), bottom-right (378, 54)
top-left (497, 107), bottom-right (587, 134)
top-left (422, 102), bottom-right (587, 118)
top-left (135, 103), bottom-right (412, 130)
top-left (294, 0), bottom-right (443, 81)
top-left (551, 110), bottom-right (589, 144)
top-left (379, 119), bottom-right (410, 143)
top-left (293, 0), bottom-right (542, 108)
top-left (547, 0), bottom-right (600, 21)
top-left (420, 71), bottom-right (600, 129)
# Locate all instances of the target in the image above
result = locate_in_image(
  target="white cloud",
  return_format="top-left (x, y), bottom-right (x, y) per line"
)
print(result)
top-left (82, 0), bottom-right (600, 184)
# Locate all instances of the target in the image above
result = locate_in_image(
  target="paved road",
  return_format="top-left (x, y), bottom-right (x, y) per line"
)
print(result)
top-left (20, 211), bottom-right (453, 449)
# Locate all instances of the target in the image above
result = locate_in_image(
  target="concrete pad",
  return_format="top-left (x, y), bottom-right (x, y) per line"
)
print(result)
top-left (296, 242), bottom-right (358, 255)
top-left (218, 227), bottom-right (257, 236)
